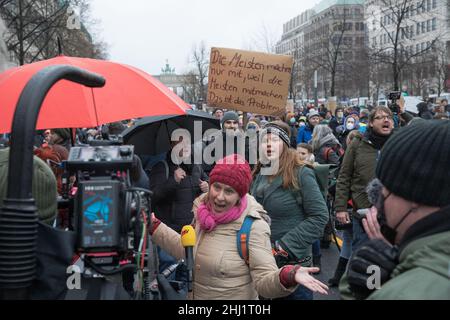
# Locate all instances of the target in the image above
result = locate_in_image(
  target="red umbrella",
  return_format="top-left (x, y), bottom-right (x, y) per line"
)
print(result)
top-left (0, 56), bottom-right (191, 133)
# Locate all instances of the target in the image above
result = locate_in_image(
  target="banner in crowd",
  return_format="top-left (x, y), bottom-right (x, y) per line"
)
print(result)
top-left (327, 97), bottom-right (337, 114)
top-left (207, 47), bottom-right (293, 116)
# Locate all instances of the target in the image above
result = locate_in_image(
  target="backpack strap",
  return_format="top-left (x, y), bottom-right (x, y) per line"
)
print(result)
top-left (322, 147), bottom-right (333, 162)
top-left (237, 216), bottom-right (256, 265)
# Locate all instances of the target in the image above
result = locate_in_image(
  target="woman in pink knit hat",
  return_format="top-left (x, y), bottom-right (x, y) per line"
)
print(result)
top-left (150, 154), bottom-right (328, 300)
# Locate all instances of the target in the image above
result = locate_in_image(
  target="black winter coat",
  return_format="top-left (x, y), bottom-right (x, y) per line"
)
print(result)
top-left (149, 154), bottom-right (208, 233)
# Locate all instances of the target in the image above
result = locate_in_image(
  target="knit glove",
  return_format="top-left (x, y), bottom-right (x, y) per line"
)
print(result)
top-left (279, 265), bottom-right (302, 288)
top-left (150, 213), bottom-right (162, 235)
top-left (347, 239), bottom-right (399, 300)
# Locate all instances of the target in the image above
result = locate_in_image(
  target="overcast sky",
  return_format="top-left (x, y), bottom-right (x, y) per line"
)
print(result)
top-left (90, 0), bottom-right (322, 75)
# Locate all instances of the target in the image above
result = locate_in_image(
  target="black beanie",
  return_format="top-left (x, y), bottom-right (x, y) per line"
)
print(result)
top-left (376, 120), bottom-right (450, 207)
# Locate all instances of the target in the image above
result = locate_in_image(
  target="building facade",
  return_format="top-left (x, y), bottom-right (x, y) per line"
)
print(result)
top-left (276, 0), bottom-right (368, 102)
top-left (365, 0), bottom-right (450, 98)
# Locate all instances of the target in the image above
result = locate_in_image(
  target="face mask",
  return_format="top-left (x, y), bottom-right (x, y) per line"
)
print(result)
top-left (376, 192), bottom-right (415, 245)
top-left (337, 112), bottom-right (344, 119)
top-left (299, 122), bottom-right (306, 127)
top-left (346, 123), bottom-right (355, 131)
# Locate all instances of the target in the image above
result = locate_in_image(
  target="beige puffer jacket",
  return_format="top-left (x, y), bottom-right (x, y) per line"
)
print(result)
top-left (152, 193), bottom-right (295, 300)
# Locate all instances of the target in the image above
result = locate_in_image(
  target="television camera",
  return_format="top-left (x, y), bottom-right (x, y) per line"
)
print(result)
top-left (62, 143), bottom-right (160, 300)
top-left (0, 65), bottom-right (182, 300)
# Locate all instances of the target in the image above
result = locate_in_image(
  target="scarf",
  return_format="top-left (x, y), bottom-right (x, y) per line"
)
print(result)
top-left (366, 128), bottom-right (391, 150)
top-left (197, 195), bottom-right (248, 232)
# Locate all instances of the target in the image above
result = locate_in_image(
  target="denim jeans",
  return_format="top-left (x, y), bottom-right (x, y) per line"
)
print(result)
top-left (312, 239), bottom-right (321, 257)
top-left (352, 219), bottom-right (369, 252)
top-left (340, 228), bottom-right (353, 260)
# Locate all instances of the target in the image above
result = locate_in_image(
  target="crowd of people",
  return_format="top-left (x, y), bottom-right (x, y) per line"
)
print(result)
top-left (0, 98), bottom-right (448, 301)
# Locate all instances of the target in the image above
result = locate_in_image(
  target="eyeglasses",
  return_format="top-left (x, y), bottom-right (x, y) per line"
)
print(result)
top-left (374, 115), bottom-right (393, 121)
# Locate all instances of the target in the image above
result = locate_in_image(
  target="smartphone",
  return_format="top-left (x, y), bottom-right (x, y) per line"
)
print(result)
top-left (357, 208), bottom-right (369, 218)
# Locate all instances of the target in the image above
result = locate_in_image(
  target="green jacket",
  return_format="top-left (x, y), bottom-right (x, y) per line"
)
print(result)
top-left (369, 232), bottom-right (450, 300)
top-left (335, 135), bottom-right (378, 213)
top-left (334, 113), bottom-right (414, 214)
top-left (0, 148), bottom-right (57, 225)
top-left (251, 166), bottom-right (329, 265)
top-left (340, 207), bottom-right (450, 300)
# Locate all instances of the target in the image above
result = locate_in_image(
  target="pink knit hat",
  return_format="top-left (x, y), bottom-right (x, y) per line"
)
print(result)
top-left (209, 154), bottom-right (252, 198)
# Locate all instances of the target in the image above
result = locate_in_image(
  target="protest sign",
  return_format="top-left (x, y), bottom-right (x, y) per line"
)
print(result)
top-left (207, 47), bottom-right (293, 116)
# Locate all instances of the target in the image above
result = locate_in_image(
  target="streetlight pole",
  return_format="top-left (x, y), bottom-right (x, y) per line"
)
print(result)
top-left (314, 69), bottom-right (318, 109)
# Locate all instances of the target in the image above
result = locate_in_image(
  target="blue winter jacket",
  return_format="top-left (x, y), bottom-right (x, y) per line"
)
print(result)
top-left (297, 125), bottom-right (314, 144)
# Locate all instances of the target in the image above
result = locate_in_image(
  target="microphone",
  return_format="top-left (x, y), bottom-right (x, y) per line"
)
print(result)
top-left (181, 225), bottom-right (196, 292)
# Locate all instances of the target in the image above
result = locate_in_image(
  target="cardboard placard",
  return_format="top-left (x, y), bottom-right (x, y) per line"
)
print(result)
top-left (327, 97), bottom-right (337, 114)
top-left (207, 47), bottom-right (294, 116)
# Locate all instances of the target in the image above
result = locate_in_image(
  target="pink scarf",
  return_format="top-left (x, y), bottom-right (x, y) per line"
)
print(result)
top-left (197, 195), bottom-right (248, 232)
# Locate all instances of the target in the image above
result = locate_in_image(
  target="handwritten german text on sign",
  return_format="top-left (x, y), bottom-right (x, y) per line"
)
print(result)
top-left (207, 47), bottom-right (294, 116)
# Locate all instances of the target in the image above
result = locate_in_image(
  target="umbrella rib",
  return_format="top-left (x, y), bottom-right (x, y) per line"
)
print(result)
top-left (90, 87), bottom-right (100, 126)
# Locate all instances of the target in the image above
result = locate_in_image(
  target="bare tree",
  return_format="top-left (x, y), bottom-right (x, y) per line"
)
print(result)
top-left (180, 71), bottom-right (200, 104)
top-left (434, 42), bottom-right (449, 96)
top-left (0, 0), bottom-right (107, 65)
top-left (288, 40), bottom-right (302, 103)
top-left (409, 60), bottom-right (429, 96)
top-left (368, 0), bottom-right (444, 90)
top-left (250, 22), bottom-right (278, 54)
top-left (348, 46), bottom-right (370, 99)
top-left (368, 57), bottom-right (384, 102)
top-left (301, 5), bottom-right (356, 97)
top-left (187, 41), bottom-right (209, 103)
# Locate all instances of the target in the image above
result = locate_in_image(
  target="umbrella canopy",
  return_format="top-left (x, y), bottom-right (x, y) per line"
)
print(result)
top-left (122, 110), bottom-right (220, 156)
top-left (0, 56), bottom-right (191, 133)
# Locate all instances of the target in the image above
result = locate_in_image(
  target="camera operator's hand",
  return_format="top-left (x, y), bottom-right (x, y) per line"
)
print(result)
top-left (347, 239), bottom-right (398, 300)
top-left (362, 207), bottom-right (390, 244)
top-left (174, 168), bottom-right (186, 184)
top-left (156, 275), bottom-right (187, 300)
top-left (336, 211), bottom-right (350, 224)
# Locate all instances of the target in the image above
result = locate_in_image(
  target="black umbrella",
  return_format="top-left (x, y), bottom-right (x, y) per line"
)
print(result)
top-left (122, 110), bottom-right (221, 156)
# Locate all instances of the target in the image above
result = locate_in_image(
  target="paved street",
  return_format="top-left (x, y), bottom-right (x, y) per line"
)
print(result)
top-left (314, 241), bottom-right (341, 300)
